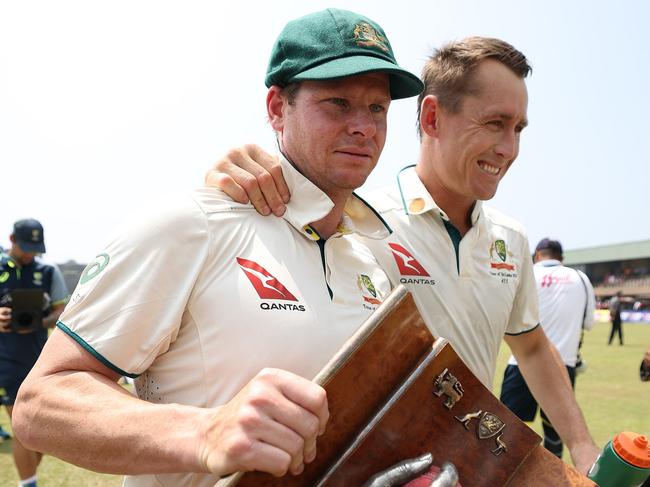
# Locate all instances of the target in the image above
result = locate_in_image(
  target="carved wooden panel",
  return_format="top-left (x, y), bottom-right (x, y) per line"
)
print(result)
top-left (221, 286), bottom-right (593, 487)
top-left (234, 287), bottom-right (434, 486)
top-left (319, 343), bottom-right (541, 487)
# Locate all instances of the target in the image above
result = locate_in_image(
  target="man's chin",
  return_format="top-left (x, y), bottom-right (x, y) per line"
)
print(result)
top-left (473, 183), bottom-right (500, 201)
top-left (334, 172), bottom-right (373, 191)
top-left (345, 177), bottom-right (371, 191)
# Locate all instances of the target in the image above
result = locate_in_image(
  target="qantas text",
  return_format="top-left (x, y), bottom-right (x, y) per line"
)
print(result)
top-left (260, 302), bottom-right (306, 311)
top-left (400, 277), bottom-right (436, 285)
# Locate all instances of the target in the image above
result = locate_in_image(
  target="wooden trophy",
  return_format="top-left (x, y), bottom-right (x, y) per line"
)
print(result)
top-left (218, 285), bottom-right (594, 486)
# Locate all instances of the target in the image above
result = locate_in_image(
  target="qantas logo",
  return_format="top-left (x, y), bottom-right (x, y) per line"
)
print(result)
top-left (237, 258), bottom-right (298, 301)
top-left (388, 243), bottom-right (435, 285)
top-left (389, 243), bottom-right (430, 276)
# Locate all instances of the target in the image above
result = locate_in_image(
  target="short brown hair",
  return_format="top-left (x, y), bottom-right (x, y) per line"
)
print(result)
top-left (417, 37), bottom-right (532, 135)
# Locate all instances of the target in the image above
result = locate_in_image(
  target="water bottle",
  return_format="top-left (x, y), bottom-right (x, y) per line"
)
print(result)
top-left (587, 431), bottom-right (650, 486)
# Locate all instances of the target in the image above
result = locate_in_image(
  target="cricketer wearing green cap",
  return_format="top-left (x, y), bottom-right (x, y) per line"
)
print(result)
top-left (203, 32), bottom-right (602, 477)
top-left (265, 8), bottom-right (422, 99)
top-left (13, 8), bottom-right (422, 487)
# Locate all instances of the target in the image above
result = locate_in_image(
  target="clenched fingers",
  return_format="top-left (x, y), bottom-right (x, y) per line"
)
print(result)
top-left (252, 369), bottom-right (328, 471)
top-left (259, 368), bottom-right (329, 436)
top-left (0, 308), bottom-right (11, 332)
top-left (201, 368), bottom-right (328, 477)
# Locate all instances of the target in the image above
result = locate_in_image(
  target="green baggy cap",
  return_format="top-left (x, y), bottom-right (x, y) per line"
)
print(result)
top-left (265, 8), bottom-right (423, 100)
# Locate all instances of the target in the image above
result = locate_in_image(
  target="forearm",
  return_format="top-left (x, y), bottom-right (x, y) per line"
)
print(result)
top-left (14, 370), bottom-right (209, 475)
top-left (515, 344), bottom-right (595, 449)
top-left (14, 329), bottom-right (329, 478)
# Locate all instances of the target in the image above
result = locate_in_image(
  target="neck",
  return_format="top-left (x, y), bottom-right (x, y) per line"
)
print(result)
top-left (535, 254), bottom-right (561, 264)
top-left (308, 192), bottom-right (351, 239)
top-left (8, 248), bottom-right (27, 267)
top-left (415, 153), bottom-right (475, 236)
top-left (278, 144), bottom-right (354, 239)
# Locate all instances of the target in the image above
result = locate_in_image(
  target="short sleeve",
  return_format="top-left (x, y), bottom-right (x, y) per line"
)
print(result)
top-left (49, 264), bottom-right (69, 306)
top-left (506, 234), bottom-right (539, 335)
top-left (58, 194), bottom-right (210, 377)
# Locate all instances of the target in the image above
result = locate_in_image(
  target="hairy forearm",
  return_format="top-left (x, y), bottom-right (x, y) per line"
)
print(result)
top-left (14, 370), bottom-right (209, 475)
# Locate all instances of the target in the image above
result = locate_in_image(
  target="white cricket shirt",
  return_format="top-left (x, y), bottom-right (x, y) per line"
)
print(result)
top-left (58, 156), bottom-right (392, 487)
top-left (360, 165), bottom-right (539, 387)
top-left (508, 259), bottom-right (595, 367)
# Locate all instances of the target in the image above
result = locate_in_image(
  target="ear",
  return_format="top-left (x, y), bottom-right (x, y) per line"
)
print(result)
top-left (419, 95), bottom-right (441, 138)
top-left (266, 86), bottom-right (286, 132)
top-left (9, 234), bottom-right (16, 244)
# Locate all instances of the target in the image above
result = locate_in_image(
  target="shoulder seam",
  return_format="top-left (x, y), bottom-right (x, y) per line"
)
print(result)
top-left (190, 189), bottom-right (259, 216)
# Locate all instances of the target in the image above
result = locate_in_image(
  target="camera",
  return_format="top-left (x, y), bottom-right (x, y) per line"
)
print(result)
top-left (1, 289), bottom-right (45, 332)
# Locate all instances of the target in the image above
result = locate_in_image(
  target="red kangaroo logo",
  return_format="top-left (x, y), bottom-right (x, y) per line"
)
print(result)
top-left (388, 243), bottom-right (430, 277)
top-left (237, 258), bottom-right (298, 301)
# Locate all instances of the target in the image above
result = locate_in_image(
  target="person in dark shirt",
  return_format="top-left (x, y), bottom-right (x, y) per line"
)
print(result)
top-left (0, 219), bottom-right (68, 487)
top-left (608, 290), bottom-right (624, 345)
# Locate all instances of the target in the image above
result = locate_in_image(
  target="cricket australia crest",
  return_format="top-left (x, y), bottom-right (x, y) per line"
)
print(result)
top-left (353, 22), bottom-right (389, 52)
top-left (488, 239), bottom-right (517, 273)
top-left (494, 239), bottom-right (507, 262)
top-left (357, 274), bottom-right (382, 306)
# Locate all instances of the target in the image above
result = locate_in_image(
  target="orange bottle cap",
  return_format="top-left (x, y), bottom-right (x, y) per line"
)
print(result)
top-left (613, 432), bottom-right (650, 468)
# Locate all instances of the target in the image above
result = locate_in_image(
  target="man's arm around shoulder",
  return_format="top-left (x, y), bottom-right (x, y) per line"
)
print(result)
top-left (12, 328), bottom-right (329, 478)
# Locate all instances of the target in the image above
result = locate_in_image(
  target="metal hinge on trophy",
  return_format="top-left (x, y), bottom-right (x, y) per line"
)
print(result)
top-left (433, 368), bottom-right (464, 409)
top-left (454, 410), bottom-right (508, 456)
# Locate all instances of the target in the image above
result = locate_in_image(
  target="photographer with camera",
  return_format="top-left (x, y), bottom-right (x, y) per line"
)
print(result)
top-left (0, 218), bottom-right (68, 487)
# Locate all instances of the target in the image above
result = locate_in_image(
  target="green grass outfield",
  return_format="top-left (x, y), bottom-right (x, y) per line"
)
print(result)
top-left (1, 321), bottom-right (649, 485)
top-left (492, 320), bottom-right (650, 463)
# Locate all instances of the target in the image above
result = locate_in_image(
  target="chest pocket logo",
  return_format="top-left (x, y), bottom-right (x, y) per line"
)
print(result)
top-left (237, 257), bottom-right (298, 301)
top-left (489, 240), bottom-right (516, 272)
top-left (357, 274), bottom-right (382, 305)
top-left (388, 243), bottom-right (430, 276)
top-left (32, 271), bottom-right (43, 285)
top-left (488, 240), bottom-right (519, 283)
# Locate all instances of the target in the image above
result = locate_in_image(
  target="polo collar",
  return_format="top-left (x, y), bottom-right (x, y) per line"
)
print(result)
top-left (396, 165), bottom-right (482, 226)
top-left (280, 154), bottom-right (391, 241)
top-left (536, 259), bottom-right (562, 268)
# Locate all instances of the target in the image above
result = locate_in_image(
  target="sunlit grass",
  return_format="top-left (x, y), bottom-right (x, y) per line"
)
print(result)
top-left (493, 320), bottom-right (650, 461)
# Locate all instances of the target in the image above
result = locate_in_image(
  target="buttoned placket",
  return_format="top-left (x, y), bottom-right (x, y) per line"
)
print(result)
top-left (304, 225), bottom-right (335, 300)
top-left (457, 204), bottom-right (483, 279)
